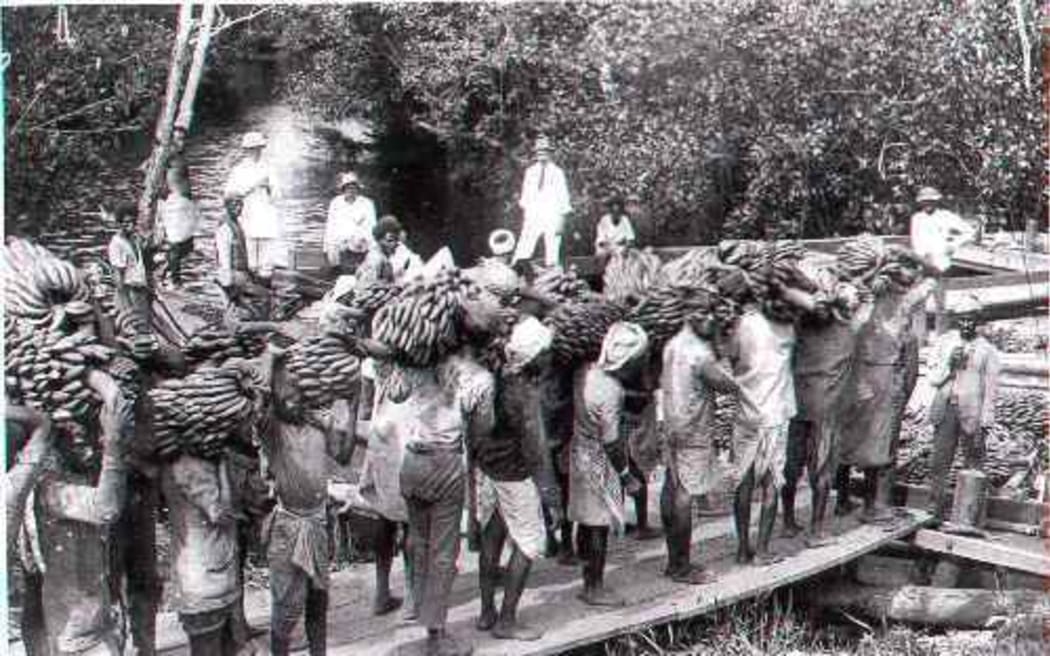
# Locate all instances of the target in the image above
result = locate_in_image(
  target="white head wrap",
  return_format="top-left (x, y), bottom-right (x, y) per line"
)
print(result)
top-left (504, 317), bottom-right (552, 374)
top-left (598, 321), bottom-right (649, 374)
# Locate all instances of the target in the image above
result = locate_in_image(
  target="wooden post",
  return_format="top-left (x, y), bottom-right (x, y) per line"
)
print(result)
top-left (950, 469), bottom-right (988, 530)
top-left (174, 3), bottom-right (217, 135)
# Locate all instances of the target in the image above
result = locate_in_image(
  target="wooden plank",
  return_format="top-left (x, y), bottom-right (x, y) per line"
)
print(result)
top-left (944, 269), bottom-right (1050, 291)
top-left (893, 483), bottom-right (1048, 527)
top-left (911, 528), bottom-right (1050, 577)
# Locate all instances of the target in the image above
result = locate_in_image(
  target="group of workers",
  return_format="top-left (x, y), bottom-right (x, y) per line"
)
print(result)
top-left (7, 128), bottom-right (1005, 656)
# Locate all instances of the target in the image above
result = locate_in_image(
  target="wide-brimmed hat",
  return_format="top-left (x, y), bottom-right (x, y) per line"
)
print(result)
top-left (916, 186), bottom-right (943, 203)
top-left (952, 293), bottom-right (982, 317)
top-left (488, 229), bottom-right (516, 256)
top-left (241, 132), bottom-right (268, 149)
top-left (338, 172), bottom-right (361, 190)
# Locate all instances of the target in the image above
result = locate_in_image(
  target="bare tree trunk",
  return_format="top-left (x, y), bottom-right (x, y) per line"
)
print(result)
top-left (137, 2), bottom-right (194, 234)
top-left (174, 3), bottom-right (217, 134)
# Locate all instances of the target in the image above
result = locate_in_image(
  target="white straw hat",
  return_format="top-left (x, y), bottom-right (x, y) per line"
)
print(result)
top-left (241, 132), bottom-right (268, 149)
top-left (488, 229), bottom-right (516, 256)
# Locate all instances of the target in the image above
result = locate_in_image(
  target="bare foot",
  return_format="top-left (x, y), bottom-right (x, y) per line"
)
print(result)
top-left (373, 595), bottom-right (403, 616)
top-left (557, 550), bottom-right (580, 567)
top-left (668, 565), bottom-right (717, 585)
top-left (781, 521), bottom-right (803, 538)
top-left (475, 608), bottom-right (498, 631)
top-left (859, 506), bottom-right (895, 524)
top-left (804, 533), bottom-right (837, 548)
top-left (577, 586), bottom-right (626, 607)
top-left (491, 620), bottom-right (544, 641)
top-left (753, 552), bottom-right (785, 566)
top-left (632, 526), bottom-right (663, 541)
top-left (735, 547), bottom-right (755, 565)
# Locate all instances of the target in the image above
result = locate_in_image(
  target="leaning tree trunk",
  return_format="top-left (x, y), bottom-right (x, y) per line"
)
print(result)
top-left (174, 3), bottom-right (217, 135)
top-left (137, 1), bottom-right (194, 234)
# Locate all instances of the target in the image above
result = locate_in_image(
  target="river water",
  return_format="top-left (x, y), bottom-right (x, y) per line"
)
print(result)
top-left (36, 104), bottom-right (346, 299)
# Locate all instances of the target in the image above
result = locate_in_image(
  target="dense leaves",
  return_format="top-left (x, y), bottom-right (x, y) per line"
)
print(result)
top-left (267, 1), bottom-right (1045, 250)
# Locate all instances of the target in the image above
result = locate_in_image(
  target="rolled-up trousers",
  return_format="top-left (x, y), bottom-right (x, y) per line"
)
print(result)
top-left (400, 448), bottom-right (465, 630)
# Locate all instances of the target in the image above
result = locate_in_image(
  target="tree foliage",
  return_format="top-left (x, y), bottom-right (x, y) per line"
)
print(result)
top-left (269, 0), bottom-right (1044, 251)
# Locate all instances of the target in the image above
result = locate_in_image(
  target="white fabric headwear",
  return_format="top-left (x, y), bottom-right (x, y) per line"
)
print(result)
top-left (598, 321), bottom-right (648, 373)
top-left (504, 317), bottom-right (552, 373)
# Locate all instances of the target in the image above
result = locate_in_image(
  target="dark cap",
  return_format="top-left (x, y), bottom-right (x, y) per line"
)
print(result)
top-left (374, 215), bottom-right (403, 240)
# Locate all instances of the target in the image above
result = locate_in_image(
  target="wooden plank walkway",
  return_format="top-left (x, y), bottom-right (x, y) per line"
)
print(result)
top-left (911, 528), bottom-right (1050, 577)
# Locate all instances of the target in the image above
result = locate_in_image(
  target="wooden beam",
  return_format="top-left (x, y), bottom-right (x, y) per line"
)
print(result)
top-left (893, 483), bottom-right (1048, 527)
top-left (910, 529), bottom-right (1050, 577)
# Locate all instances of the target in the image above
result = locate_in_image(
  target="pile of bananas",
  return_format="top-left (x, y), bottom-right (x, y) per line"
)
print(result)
top-left (544, 300), bottom-right (627, 366)
top-left (372, 269), bottom-right (475, 367)
top-left (284, 333), bottom-right (363, 409)
top-left (981, 325), bottom-right (1049, 354)
top-left (532, 266), bottom-right (593, 303)
top-left (180, 301), bottom-right (228, 326)
top-left (185, 326), bottom-right (267, 368)
top-left (151, 366), bottom-right (266, 461)
top-left (627, 282), bottom-right (715, 350)
top-left (5, 318), bottom-right (116, 422)
top-left (897, 388), bottom-right (1049, 492)
top-left (2, 238), bottom-right (93, 328)
top-left (603, 248), bottom-right (661, 303)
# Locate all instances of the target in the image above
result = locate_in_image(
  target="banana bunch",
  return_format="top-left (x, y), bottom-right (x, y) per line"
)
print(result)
top-left (657, 248), bottom-right (720, 288)
top-left (180, 301), bottom-right (228, 326)
top-left (340, 282), bottom-right (403, 321)
top-left (627, 283), bottom-right (715, 350)
top-left (284, 333), bottom-right (363, 409)
top-left (151, 365), bottom-right (267, 461)
top-left (2, 238), bottom-right (92, 328)
top-left (185, 326), bottom-right (267, 368)
top-left (545, 300), bottom-right (627, 366)
top-left (994, 390), bottom-right (1048, 439)
top-left (836, 234), bottom-right (888, 278)
top-left (532, 266), bottom-right (593, 303)
top-left (372, 269), bottom-right (474, 367)
top-left (5, 317), bottom-right (116, 423)
top-left (113, 307), bottom-right (159, 360)
top-left (982, 325), bottom-right (1049, 354)
top-left (603, 248), bottom-right (661, 304)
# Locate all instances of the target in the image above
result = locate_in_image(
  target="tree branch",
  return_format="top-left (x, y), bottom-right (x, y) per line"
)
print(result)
top-left (175, 3), bottom-right (217, 133)
top-left (1012, 0), bottom-right (1032, 93)
top-left (204, 6), bottom-right (273, 41)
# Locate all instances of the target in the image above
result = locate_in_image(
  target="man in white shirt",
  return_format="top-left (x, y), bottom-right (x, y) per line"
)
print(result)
top-left (323, 172), bottom-right (377, 274)
top-left (594, 194), bottom-right (636, 260)
top-left (909, 186), bottom-right (975, 335)
top-left (513, 136), bottom-right (572, 268)
top-left (224, 132), bottom-right (283, 281)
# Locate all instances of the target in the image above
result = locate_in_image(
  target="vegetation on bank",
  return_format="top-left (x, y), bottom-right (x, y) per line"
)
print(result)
top-left (4, 2), bottom-right (1044, 255)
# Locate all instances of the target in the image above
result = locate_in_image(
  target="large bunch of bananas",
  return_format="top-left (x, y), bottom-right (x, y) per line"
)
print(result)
top-left (113, 307), bottom-right (160, 360)
top-left (185, 326), bottom-right (267, 368)
top-left (626, 282), bottom-right (715, 350)
top-left (532, 266), bottom-right (593, 303)
top-left (339, 282), bottom-right (402, 323)
top-left (982, 325), bottom-right (1049, 354)
top-left (545, 300), bottom-right (627, 366)
top-left (994, 389), bottom-right (1048, 439)
top-left (372, 269), bottom-right (475, 367)
top-left (284, 333), bottom-right (363, 409)
top-left (5, 318), bottom-right (116, 423)
top-left (2, 238), bottom-right (93, 328)
top-left (603, 248), bottom-right (661, 303)
top-left (151, 366), bottom-right (267, 461)
top-left (656, 248), bottom-right (720, 288)
top-left (836, 234), bottom-right (887, 278)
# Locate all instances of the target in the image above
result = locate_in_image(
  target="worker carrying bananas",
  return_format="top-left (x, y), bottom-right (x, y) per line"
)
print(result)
top-left (473, 317), bottom-right (559, 642)
top-left (925, 294), bottom-right (1001, 524)
top-left (659, 304), bottom-right (739, 584)
top-left (513, 135), bottom-right (573, 268)
top-left (837, 264), bottom-right (936, 523)
top-left (910, 186), bottom-right (976, 335)
top-left (569, 322), bottom-right (649, 607)
top-left (780, 263), bottom-right (873, 548)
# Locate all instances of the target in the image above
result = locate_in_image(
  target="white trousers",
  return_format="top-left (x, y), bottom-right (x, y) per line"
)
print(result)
top-left (513, 215), bottom-right (563, 267)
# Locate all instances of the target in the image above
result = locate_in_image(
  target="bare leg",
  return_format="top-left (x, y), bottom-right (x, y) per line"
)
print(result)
top-left (491, 545), bottom-right (542, 641)
top-left (754, 474), bottom-right (782, 565)
top-left (734, 467), bottom-right (756, 564)
top-left (780, 420), bottom-right (807, 537)
top-left (476, 514), bottom-right (507, 631)
top-left (373, 518), bottom-right (403, 616)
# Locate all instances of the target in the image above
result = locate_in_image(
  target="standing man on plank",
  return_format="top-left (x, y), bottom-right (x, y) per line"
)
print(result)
top-left (224, 132), bottom-right (283, 282)
top-left (513, 135), bottom-right (573, 268)
top-left (781, 267), bottom-right (872, 547)
top-left (660, 307), bottom-right (739, 583)
top-left (925, 294), bottom-right (1000, 524)
top-left (909, 186), bottom-right (975, 335)
top-left (473, 317), bottom-right (557, 642)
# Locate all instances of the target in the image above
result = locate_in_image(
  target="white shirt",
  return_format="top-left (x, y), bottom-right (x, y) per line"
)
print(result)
top-left (518, 160), bottom-right (572, 227)
top-left (224, 157), bottom-right (280, 240)
top-left (594, 213), bottom-right (636, 253)
top-left (323, 195), bottom-right (377, 262)
top-left (730, 308), bottom-right (797, 428)
top-left (390, 243), bottom-right (424, 282)
top-left (107, 233), bottom-right (148, 286)
top-left (910, 208), bottom-right (975, 273)
top-left (158, 194), bottom-right (201, 244)
top-left (214, 223), bottom-right (238, 287)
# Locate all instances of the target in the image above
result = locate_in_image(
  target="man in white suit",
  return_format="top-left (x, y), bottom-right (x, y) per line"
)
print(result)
top-left (513, 136), bottom-right (572, 268)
